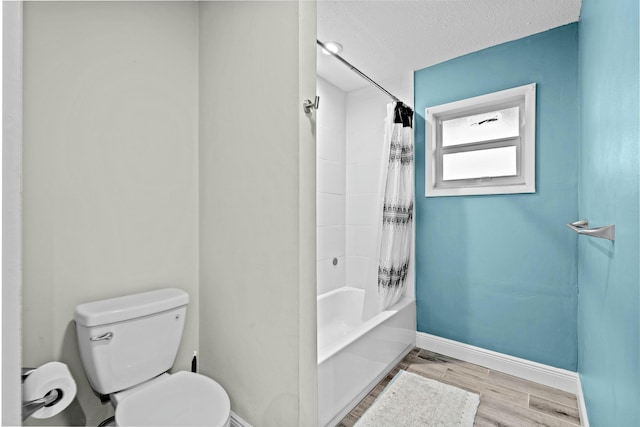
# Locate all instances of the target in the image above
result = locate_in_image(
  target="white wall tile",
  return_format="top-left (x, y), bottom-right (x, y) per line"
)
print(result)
top-left (317, 159), bottom-right (346, 195)
top-left (317, 79), bottom-right (346, 139)
top-left (347, 194), bottom-right (380, 225)
top-left (317, 256), bottom-right (345, 295)
top-left (346, 89), bottom-right (387, 166)
top-left (346, 256), bottom-right (371, 289)
top-left (316, 77), bottom-right (347, 295)
top-left (317, 126), bottom-right (346, 162)
top-left (317, 225), bottom-right (346, 260)
top-left (317, 125), bottom-right (346, 164)
top-left (317, 193), bottom-right (345, 228)
top-left (317, 77), bottom-right (346, 164)
top-left (347, 161), bottom-right (381, 195)
top-left (346, 131), bottom-right (384, 165)
top-left (346, 225), bottom-right (378, 258)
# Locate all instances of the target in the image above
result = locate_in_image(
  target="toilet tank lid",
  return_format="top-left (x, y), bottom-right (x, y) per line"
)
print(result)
top-left (74, 288), bottom-right (189, 327)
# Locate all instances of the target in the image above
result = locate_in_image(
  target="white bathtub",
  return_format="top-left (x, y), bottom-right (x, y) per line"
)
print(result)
top-left (317, 287), bottom-right (416, 427)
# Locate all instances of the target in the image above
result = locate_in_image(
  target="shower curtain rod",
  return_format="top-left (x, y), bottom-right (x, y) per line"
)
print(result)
top-left (317, 40), bottom-right (407, 106)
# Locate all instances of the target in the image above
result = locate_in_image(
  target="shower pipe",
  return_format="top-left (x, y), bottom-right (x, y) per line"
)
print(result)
top-left (317, 39), bottom-right (407, 106)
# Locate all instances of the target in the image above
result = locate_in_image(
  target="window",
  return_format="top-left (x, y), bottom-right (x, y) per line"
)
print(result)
top-left (425, 83), bottom-right (536, 197)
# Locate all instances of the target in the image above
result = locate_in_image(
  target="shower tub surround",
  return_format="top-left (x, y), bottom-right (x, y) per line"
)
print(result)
top-left (317, 287), bottom-right (416, 427)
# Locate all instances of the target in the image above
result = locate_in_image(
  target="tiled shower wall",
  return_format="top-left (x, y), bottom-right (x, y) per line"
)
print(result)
top-left (317, 75), bottom-right (413, 297)
top-left (317, 77), bottom-right (346, 295)
top-left (345, 86), bottom-right (388, 290)
top-left (345, 76), bottom-right (414, 294)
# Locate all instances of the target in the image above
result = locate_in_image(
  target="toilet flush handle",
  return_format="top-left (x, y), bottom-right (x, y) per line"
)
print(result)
top-left (89, 332), bottom-right (113, 342)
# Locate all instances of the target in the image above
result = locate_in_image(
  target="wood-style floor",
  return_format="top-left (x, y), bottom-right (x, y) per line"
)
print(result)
top-left (338, 348), bottom-right (581, 427)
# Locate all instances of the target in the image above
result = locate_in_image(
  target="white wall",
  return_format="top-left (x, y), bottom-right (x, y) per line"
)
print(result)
top-left (316, 77), bottom-right (346, 295)
top-left (19, 3), bottom-right (316, 426)
top-left (22, 3), bottom-right (200, 425)
top-left (345, 74), bottom-right (414, 294)
top-left (199, 2), bottom-right (317, 426)
top-left (2, 2), bottom-right (24, 424)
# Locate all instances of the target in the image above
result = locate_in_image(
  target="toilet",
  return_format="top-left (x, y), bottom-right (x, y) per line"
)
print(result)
top-left (74, 288), bottom-right (230, 427)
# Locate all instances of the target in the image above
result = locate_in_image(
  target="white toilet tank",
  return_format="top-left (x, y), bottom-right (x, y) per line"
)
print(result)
top-left (74, 288), bottom-right (189, 395)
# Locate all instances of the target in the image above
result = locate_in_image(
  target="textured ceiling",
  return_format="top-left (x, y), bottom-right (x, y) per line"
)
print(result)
top-left (317, 0), bottom-right (582, 92)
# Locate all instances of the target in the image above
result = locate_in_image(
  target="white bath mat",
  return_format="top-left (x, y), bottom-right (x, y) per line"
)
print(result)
top-left (354, 370), bottom-right (479, 427)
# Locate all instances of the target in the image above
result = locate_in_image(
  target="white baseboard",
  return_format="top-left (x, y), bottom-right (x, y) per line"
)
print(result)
top-left (230, 410), bottom-right (252, 427)
top-left (416, 332), bottom-right (578, 394)
top-left (576, 375), bottom-right (590, 427)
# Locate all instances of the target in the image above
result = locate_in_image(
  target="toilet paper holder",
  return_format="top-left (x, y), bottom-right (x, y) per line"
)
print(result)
top-left (21, 367), bottom-right (63, 421)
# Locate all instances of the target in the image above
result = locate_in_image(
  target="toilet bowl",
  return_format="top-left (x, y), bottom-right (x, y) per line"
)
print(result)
top-left (74, 288), bottom-right (230, 426)
top-left (114, 372), bottom-right (230, 427)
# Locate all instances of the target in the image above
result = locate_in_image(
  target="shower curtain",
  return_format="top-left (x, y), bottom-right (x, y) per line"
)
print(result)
top-left (377, 102), bottom-right (414, 312)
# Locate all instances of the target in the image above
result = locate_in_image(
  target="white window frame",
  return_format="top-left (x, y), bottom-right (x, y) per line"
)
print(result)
top-left (425, 83), bottom-right (536, 197)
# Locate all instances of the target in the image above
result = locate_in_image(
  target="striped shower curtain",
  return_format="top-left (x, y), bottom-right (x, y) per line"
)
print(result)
top-left (378, 102), bottom-right (414, 312)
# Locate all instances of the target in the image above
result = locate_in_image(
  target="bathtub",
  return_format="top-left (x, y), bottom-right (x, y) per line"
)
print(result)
top-left (317, 287), bottom-right (416, 427)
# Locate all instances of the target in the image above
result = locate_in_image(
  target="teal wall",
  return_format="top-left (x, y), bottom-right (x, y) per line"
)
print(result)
top-left (577, 0), bottom-right (640, 424)
top-left (414, 24), bottom-right (580, 370)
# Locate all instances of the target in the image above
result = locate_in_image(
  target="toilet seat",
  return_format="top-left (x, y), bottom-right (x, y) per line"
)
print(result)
top-left (115, 371), bottom-right (230, 427)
